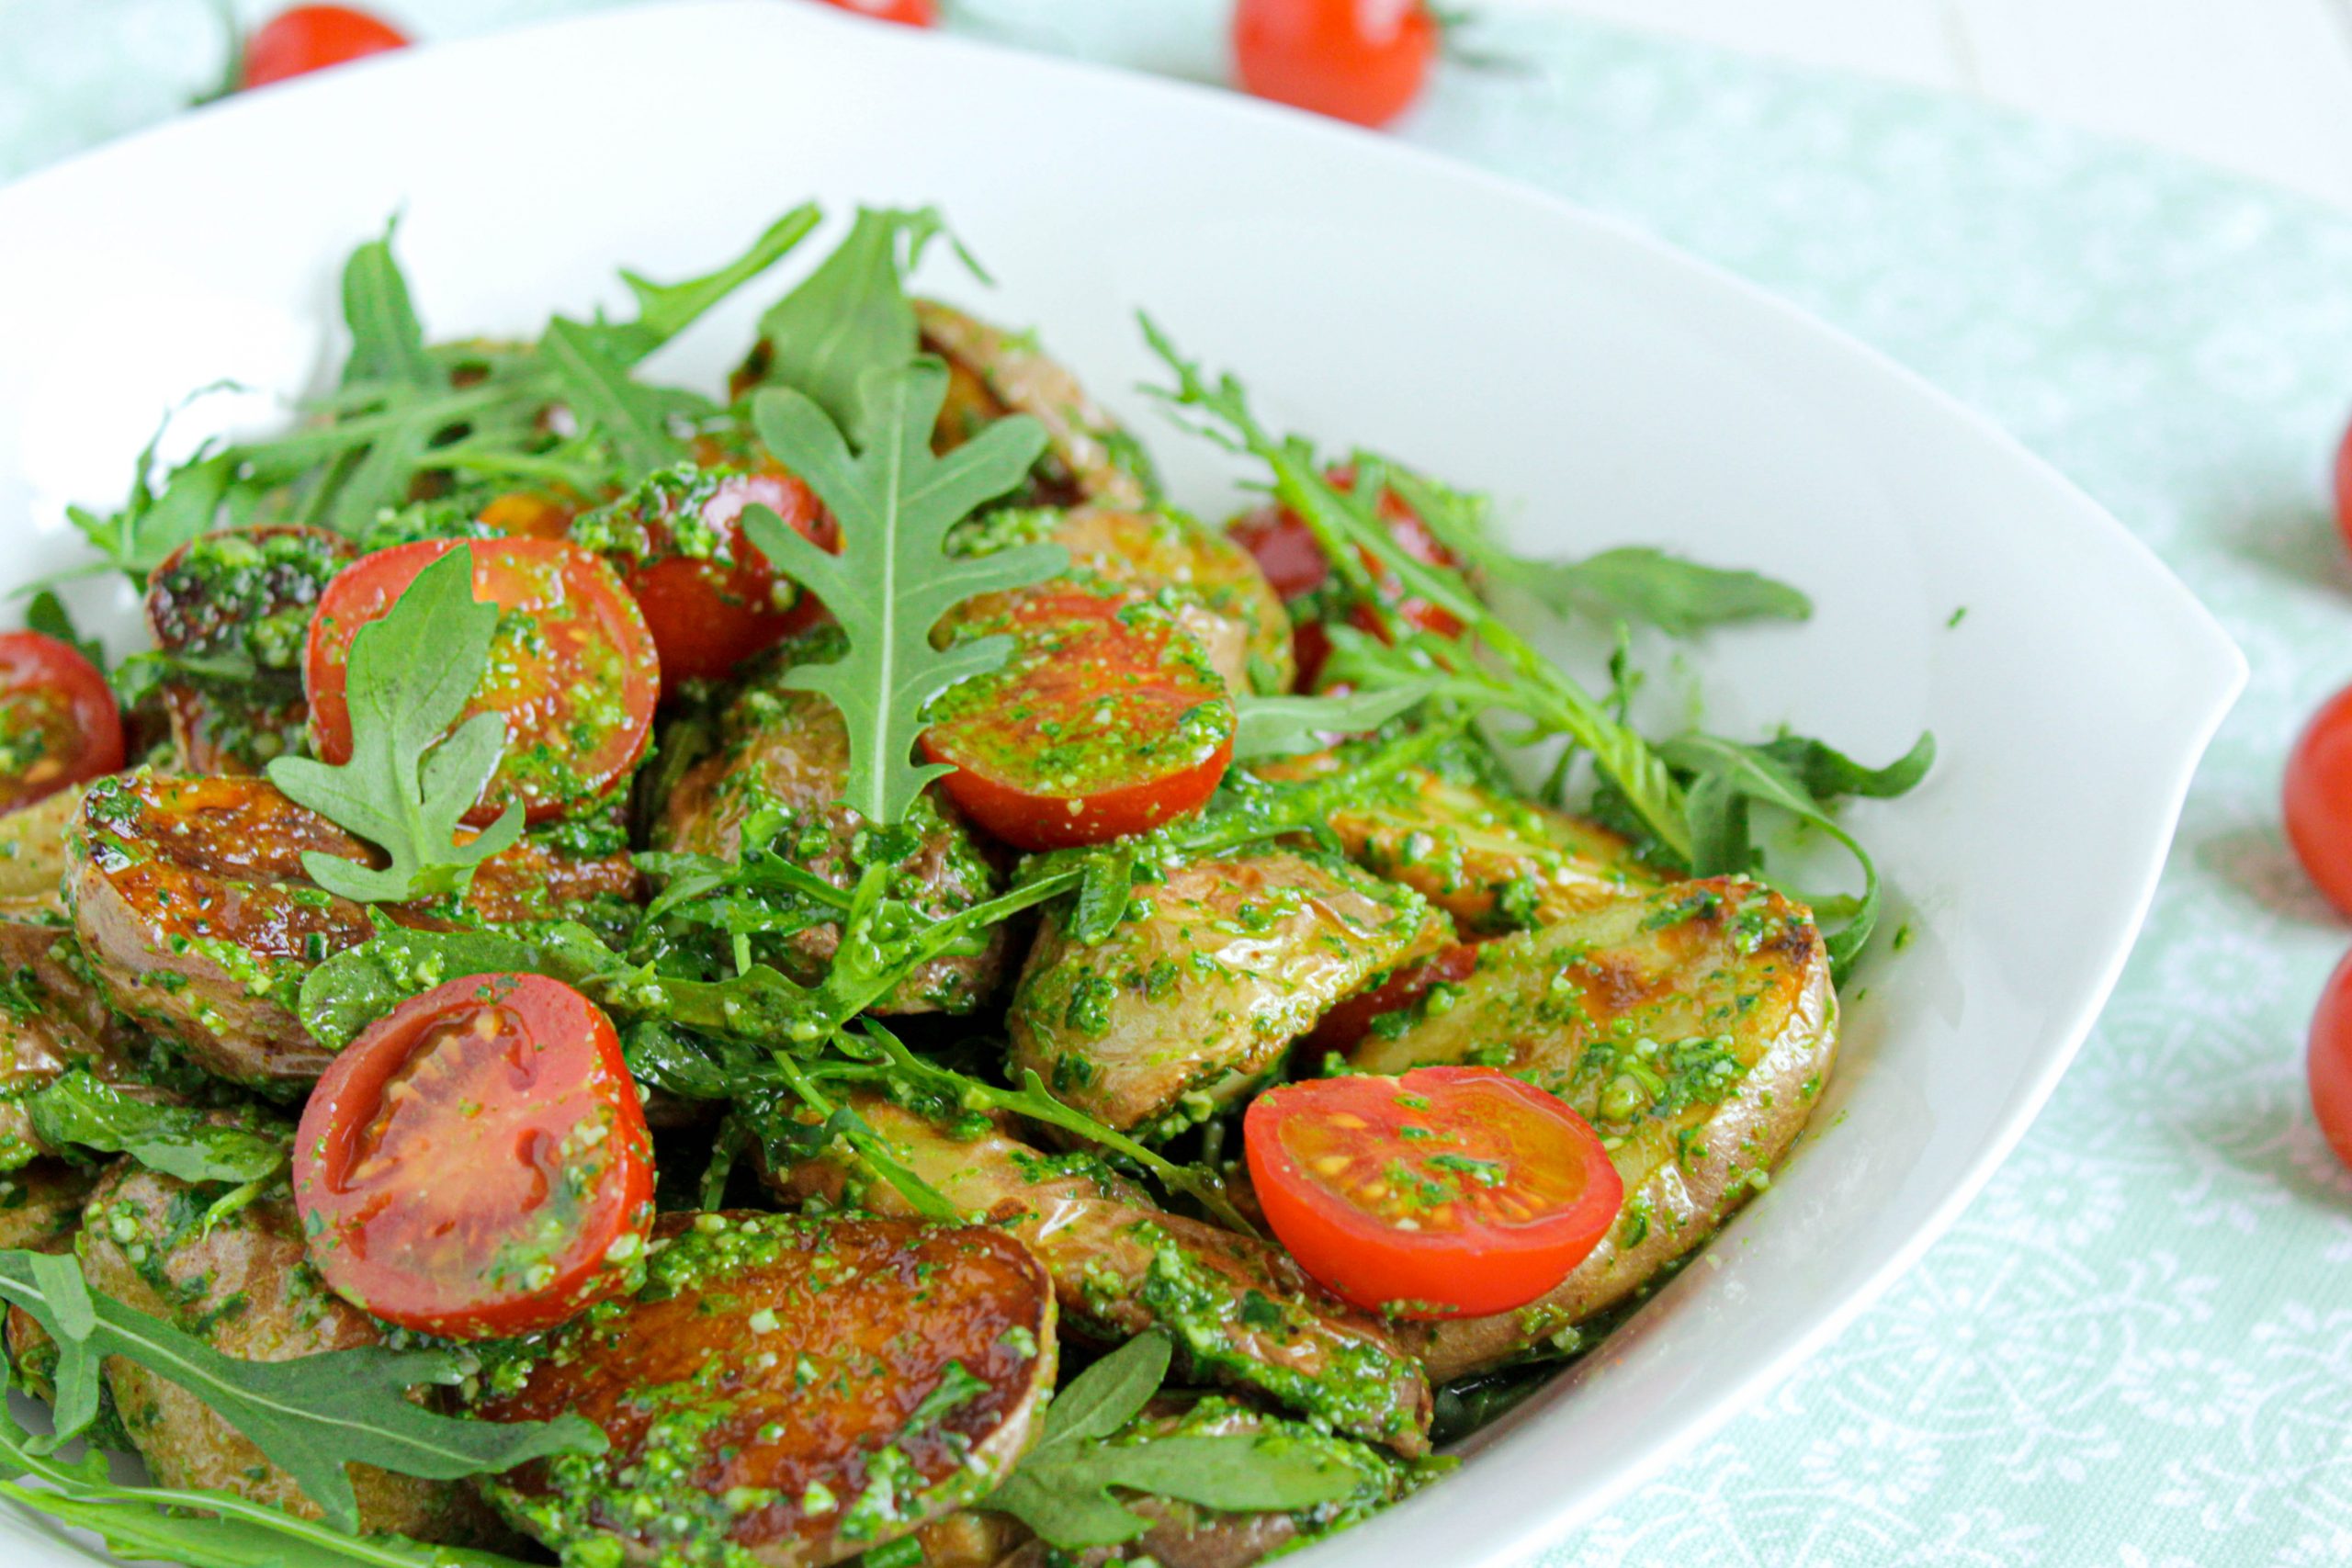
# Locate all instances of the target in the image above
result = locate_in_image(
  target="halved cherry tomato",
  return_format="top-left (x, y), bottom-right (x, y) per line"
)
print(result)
top-left (574, 443), bottom-right (837, 692)
top-left (2284, 679), bottom-right (2352, 918)
top-left (814, 0), bottom-right (937, 22)
top-left (1308, 942), bottom-right (1482, 1054)
top-left (305, 537), bottom-right (659, 826)
top-left (1233, 0), bottom-right (1439, 129)
top-left (294, 972), bottom-right (652, 1338)
top-left (1245, 1065), bottom-right (1621, 1318)
top-left (0, 632), bottom-right (124, 812)
top-left (238, 6), bottom-right (410, 90)
top-left (2311, 949), bottom-right (2352, 1171)
top-left (922, 591), bottom-right (1236, 851)
top-left (1229, 468), bottom-right (1464, 688)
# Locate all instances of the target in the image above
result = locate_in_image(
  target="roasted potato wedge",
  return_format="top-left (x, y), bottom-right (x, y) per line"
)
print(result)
top-left (951, 506), bottom-right (1294, 694)
top-left (79, 1161), bottom-right (510, 1544)
top-left (1256, 751), bottom-right (1658, 933)
top-left (916, 299), bottom-right (1155, 510)
top-left (1348, 877), bottom-right (1837, 1379)
top-left (473, 1211), bottom-right (1057, 1568)
top-left (654, 637), bottom-right (1009, 1013)
top-left (0, 784), bottom-right (85, 905)
top-left (142, 525), bottom-right (354, 775)
top-left (66, 771), bottom-right (640, 1089)
top-left (0, 908), bottom-right (139, 1170)
top-left (1009, 850), bottom-right (1449, 1138)
top-left (775, 1094), bottom-right (1431, 1454)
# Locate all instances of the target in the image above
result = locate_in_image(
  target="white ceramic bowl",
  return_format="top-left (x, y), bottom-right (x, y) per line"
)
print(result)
top-left (0, 6), bottom-right (2242, 1565)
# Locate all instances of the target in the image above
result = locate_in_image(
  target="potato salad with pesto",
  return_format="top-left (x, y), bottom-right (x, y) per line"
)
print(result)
top-left (0, 204), bottom-right (1930, 1568)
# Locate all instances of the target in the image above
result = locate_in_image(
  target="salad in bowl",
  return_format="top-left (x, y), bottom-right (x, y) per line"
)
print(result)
top-left (0, 203), bottom-right (1923, 1568)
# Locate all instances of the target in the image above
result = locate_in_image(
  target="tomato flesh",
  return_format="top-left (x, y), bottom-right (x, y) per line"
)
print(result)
top-left (573, 445), bottom-right (837, 691)
top-left (1232, 0), bottom-right (1439, 129)
top-left (0, 632), bottom-right (124, 812)
top-left (1308, 942), bottom-right (1482, 1054)
top-left (293, 973), bottom-right (653, 1338)
top-left (305, 537), bottom-right (659, 826)
top-left (239, 6), bottom-right (410, 89)
top-left (922, 591), bottom-right (1236, 851)
top-left (1245, 1065), bottom-right (1621, 1318)
top-left (1229, 468), bottom-right (1464, 689)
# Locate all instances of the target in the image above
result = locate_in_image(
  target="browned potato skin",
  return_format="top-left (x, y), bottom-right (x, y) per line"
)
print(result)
top-left (916, 299), bottom-right (1152, 511)
top-left (476, 1212), bottom-right (1057, 1568)
top-left (79, 1161), bottom-right (510, 1545)
top-left (775, 1095), bottom-right (1432, 1455)
top-left (1255, 752), bottom-right (1659, 934)
top-left (0, 784), bottom-right (86, 906)
top-left (66, 771), bottom-right (640, 1089)
top-left (1008, 850), bottom-right (1450, 1138)
top-left (655, 659), bottom-right (1008, 1014)
top-left (0, 907), bottom-right (139, 1169)
top-left (144, 525), bottom-right (355, 776)
top-left (1349, 877), bottom-right (1838, 1380)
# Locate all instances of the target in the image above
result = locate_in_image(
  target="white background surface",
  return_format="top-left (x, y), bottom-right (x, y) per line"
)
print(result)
top-left (1501, 0), bottom-right (2352, 209)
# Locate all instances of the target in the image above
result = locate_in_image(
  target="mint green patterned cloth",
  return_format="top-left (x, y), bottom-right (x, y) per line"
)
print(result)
top-left (7, 4), bottom-right (2351, 1563)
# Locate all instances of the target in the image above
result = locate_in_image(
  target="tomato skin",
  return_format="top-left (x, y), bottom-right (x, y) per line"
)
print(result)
top-left (239, 6), bottom-right (410, 89)
top-left (2284, 681), bottom-right (2352, 917)
top-left (580, 454), bottom-right (837, 692)
top-left (1245, 1065), bottom-right (1621, 1318)
top-left (293, 973), bottom-right (653, 1339)
top-left (2312, 949), bottom-right (2352, 1171)
top-left (2335, 418), bottom-right (2352, 557)
top-left (305, 537), bottom-right (659, 826)
top-left (1308, 942), bottom-right (1481, 1053)
top-left (814, 0), bottom-right (938, 22)
top-left (0, 632), bottom-right (125, 812)
top-left (922, 591), bottom-right (1236, 851)
top-left (1233, 0), bottom-right (1438, 129)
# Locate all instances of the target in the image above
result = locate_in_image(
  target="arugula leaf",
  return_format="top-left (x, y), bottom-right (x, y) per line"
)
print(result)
top-left (594, 203), bottom-right (824, 365)
top-left (65, 444), bottom-right (240, 583)
top-left (538, 317), bottom-right (699, 474)
top-left (0, 1369), bottom-right (543, 1568)
top-left (23, 1071), bottom-right (288, 1186)
top-left (1229, 683), bottom-right (1437, 761)
top-left (299, 922), bottom-right (619, 1049)
top-left (25, 589), bottom-right (104, 668)
top-left (266, 547), bottom-right (524, 902)
top-left (1753, 729), bottom-right (1936, 802)
top-left (984, 1333), bottom-right (1362, 1549)
top-left (1510, 546), bottom-right (1812, 637)
top-left (1655, 729), bottom-right (1931, 978)
top-left (741, 363), bottom-right (1058, 828)
top-left (0, 1249), bottom-right (604, 1533)
top-left (339, 224), bottom-right (437, 392)
top-left (754, 206), bottom-right (958, 436)
top-left (1143, 321), bottom-right (1692, 863)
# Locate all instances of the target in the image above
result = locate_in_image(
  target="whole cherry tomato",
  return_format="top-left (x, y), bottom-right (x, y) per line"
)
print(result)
top-left (1244, 1065), bottom-right (1622, 1318)
top-left (239, 6), bottom-right (411, 90)
top-left (814, 0), bottom-right (937, 24)
top-left (2283, 680), bottom-right (2352, 918)
top-left (294, 972), bottom-right (653, 1338)
top-left (1232, 0), bottom-right (1440, 129)
top-left (2310, 947), bottom-right (2352, 1170)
